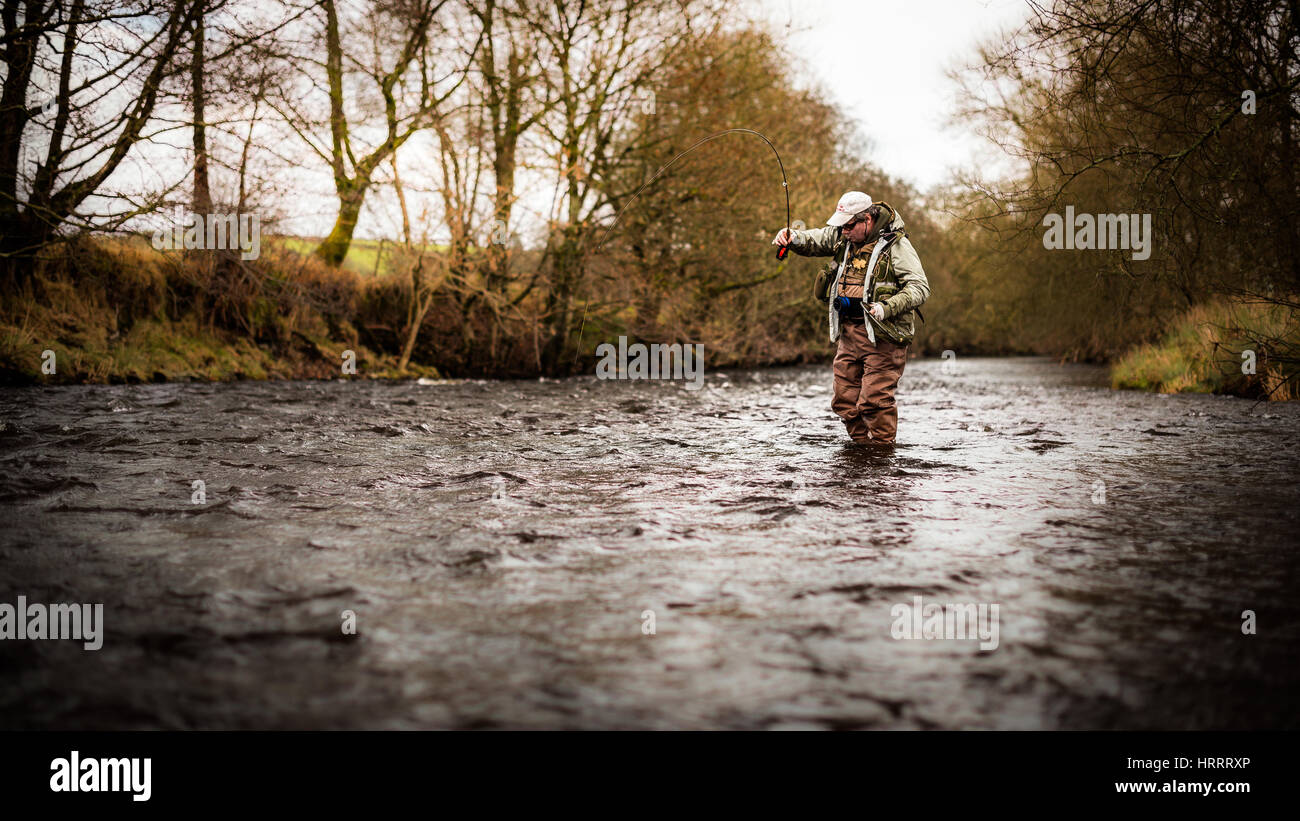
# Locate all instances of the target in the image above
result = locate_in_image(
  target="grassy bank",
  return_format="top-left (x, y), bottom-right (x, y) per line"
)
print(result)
top-left (0, 235), bottom-right (432, 384)
top-left (1111, 301), bottom-right (1298, 400)
top-left (0, 231), bottom-right (832, 385)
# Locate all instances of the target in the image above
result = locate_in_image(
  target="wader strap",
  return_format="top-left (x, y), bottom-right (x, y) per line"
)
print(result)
top-left (860, 233), bottom-right (898, 345)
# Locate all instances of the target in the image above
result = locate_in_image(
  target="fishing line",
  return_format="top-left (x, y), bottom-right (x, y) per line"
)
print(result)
top-left (576, 128), bottom-right (792, 365)
top-left (594, 128), bottom-right (791, 258)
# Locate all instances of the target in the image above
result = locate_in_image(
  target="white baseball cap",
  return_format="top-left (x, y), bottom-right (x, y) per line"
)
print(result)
top-left (825, 191), bottom-right (873, 227)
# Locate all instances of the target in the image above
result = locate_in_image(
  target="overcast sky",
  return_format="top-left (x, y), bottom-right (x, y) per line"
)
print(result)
top-left (755, 0), bottom-right (1033, 191)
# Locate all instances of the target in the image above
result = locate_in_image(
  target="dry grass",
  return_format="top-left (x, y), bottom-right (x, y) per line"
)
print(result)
top-left (1111, 300), bottom-right (1299, 399)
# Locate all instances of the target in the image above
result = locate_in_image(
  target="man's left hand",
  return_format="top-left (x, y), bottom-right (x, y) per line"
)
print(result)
top-left (868, 302), bottom-right (886, 321)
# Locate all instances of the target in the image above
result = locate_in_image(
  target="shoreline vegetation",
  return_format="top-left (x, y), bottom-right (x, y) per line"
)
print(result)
top-left (1111, 302), bottom-right (1298, 401)
top-left (1, 3), bottom-right (1294, 398)
top-left (1, 234), bottom-right (1293, 400)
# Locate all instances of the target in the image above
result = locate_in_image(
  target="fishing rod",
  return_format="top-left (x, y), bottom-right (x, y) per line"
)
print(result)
top-left (577, 129), bottom-right (791, 366)
top-left (595, 128), bottom-right (791, 260)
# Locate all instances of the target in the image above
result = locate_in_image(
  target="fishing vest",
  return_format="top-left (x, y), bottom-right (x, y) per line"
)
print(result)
top-left (822, 228), bottom-right (920, 344)
top-left (834, 240), bottom-right (877, 300)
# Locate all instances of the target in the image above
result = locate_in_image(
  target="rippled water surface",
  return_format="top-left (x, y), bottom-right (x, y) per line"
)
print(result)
top-left (2, 357), bottom-right (1298, 729)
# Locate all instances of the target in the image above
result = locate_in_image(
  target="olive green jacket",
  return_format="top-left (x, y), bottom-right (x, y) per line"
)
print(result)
top-left (788, 207), bottom-right (930, 344)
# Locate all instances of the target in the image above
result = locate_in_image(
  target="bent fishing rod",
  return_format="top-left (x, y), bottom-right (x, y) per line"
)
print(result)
top-left (595, 128), bottom-right (792, 260)
top-left (577, 129), bottom-right (792, 366)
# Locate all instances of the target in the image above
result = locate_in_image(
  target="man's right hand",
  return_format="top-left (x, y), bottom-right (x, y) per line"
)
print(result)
top-left (772, 228), bottom-right (793, 248)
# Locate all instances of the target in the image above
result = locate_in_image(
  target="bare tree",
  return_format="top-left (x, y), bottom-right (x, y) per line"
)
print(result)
top-left (522, 0), bottom-right (711, 369)
top-left (0, 0), bottom-right (206, 277)
top-left (469, 0), bottom-right (553, 292)
top-left (267, 0), bottom-right (478, 267)
top-left (949, 0), bottom-right (1299, 369)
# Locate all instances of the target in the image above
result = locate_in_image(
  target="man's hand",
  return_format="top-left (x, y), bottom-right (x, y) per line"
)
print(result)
top-left (772, 228), bottom-right (793, 248)
top-left (868, 302), bottom-right (886, 321)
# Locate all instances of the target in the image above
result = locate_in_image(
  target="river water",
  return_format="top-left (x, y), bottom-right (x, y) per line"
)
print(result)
top-left (1, 357), bottom-right (1298, 729)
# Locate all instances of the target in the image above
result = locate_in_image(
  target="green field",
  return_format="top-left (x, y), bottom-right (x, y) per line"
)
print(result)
top-left (279, 237), bottom-right (449, 278)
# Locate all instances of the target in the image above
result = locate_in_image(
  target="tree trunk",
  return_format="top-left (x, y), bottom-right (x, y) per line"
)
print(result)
top-left (391, 155), bottom-right (412, 249)
top-left (191, 11), bottom-right (212, 216)
top-left (397, 294), bottom-right (432, 372)
top-left (315, 182), bottom-right (368, 266)
top-left (486, 137), bottom-right (518, 291)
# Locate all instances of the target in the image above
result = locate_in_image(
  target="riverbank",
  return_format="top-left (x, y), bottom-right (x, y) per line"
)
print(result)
top-left (1111, 301), bottom-right (1298, 400)
top-left (0, 234), bottom-right (827, 385)
top-left (2, 235), bottom-right (1295, 398)
top-left (0, 236), bottom-right (430, 384)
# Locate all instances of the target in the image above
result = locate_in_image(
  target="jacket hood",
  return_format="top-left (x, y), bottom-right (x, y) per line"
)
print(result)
top-left (875, 201), bottom-right (906, 236)
top-left (834, 203), bottom-right (908, 252)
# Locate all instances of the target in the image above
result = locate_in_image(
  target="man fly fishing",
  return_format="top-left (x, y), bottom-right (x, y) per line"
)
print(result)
top-left (772, 192), bottom-right (931, 445)
top-left (598, 135), bottom-right (928, 445)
